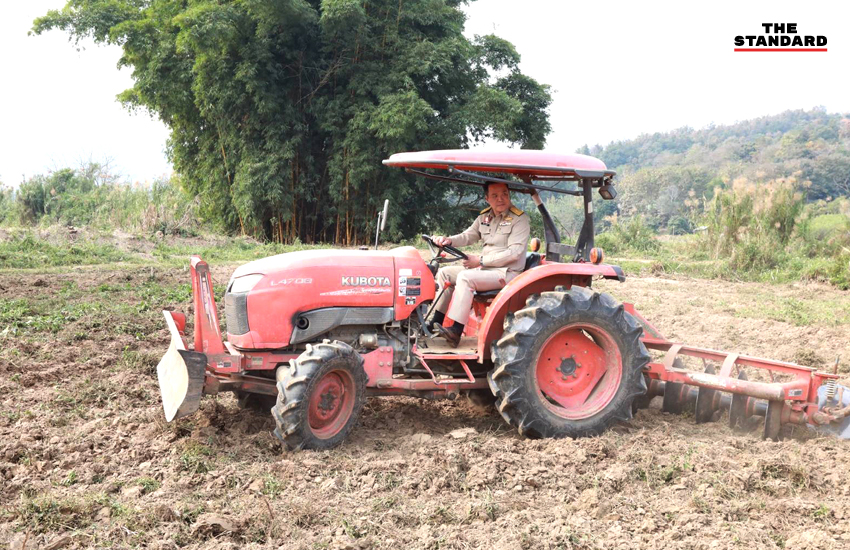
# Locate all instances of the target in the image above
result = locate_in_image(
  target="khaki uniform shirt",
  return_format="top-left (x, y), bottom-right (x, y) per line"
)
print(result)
top-left (449, 205), bottom-right (531, 276)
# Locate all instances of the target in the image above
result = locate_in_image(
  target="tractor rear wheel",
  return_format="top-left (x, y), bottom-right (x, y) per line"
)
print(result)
top-left (488, 286), bottom-right (649, 438)
top-left (272, 340), bottom-right (367, 451)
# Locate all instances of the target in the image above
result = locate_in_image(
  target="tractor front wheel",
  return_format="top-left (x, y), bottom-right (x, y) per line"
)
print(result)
top-left (272, 340), bottom-right (366, 451)
top-left (489, 286), bottom-right (649, 438)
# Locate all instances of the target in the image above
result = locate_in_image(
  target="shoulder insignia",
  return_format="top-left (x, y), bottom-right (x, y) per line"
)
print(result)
top-left (509, 206), bottom-right (524, 216)
top-left (479, 206), bottom-right (492, 214)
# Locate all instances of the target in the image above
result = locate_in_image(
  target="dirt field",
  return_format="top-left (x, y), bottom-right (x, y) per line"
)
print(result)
top-left (2, 253), bottom-right (850, 549)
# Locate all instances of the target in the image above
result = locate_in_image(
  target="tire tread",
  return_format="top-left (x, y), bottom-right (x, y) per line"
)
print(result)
top-left (490, 286), bottom-right (650, 439)
top-left (271, 340), bottom-right (366, 451)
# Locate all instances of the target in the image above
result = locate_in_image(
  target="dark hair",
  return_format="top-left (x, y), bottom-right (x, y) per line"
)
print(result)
top-left (483, 182), bottom-right (509, 196)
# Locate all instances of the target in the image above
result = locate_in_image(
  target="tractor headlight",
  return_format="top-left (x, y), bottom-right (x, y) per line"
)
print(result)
top-left (599, 184), bottom-right (617, 200)
top-left (229, 274), bottom-right (263, 293)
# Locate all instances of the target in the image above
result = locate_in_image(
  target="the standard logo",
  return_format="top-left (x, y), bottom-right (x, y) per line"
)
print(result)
top-left (734, 23), bottom-right (827, 52)
top-left (341, 276), bottom-right (391, 287)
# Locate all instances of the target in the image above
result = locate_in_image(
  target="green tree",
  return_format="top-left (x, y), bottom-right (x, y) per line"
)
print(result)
top-left (0, 183), bottom-right (14, 224)
top-left (575, 109), bottom-right (850, 231)
top-left (805, 148), bottom-right (850, 200)
top-left (34, 0), bottom-right (551, 243)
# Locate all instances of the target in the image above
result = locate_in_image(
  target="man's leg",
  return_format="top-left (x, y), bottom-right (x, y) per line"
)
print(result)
top-left (433, 265), bottom-right (465, 317)
top-left (437, 270), bottom-right (506, 347)
top-left (446, 270), bottom-right (506, 325)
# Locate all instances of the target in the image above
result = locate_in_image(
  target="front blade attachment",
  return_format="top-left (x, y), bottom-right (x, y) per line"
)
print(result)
top-left (157, 310), bottom-right (207, 422)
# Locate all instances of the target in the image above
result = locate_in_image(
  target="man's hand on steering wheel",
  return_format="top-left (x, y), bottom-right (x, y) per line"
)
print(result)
top-left (422, 235), bottom-right (467, 263)
top-left (462, 254), bottom-right (481, 269)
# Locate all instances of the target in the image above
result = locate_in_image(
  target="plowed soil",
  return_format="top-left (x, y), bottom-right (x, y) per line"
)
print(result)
top-left (2, 260), bottom-right (850, 550)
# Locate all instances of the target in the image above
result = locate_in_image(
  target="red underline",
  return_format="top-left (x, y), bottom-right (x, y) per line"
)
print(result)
top-left (734, 48), bottom-right (827, 52)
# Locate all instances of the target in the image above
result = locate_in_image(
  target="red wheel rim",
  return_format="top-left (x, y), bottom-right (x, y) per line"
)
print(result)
top-left (307, 369), bottom-right (356, 439)
top-left (534, 323), bottom-right (623, 420)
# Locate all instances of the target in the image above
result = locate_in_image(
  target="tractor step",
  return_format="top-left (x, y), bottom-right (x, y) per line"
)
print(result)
top-left (418, 336), bottom-right (478, 357)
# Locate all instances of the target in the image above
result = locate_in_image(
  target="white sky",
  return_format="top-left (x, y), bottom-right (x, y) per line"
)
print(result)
top-left (1, 0), bottom-right (848, 185)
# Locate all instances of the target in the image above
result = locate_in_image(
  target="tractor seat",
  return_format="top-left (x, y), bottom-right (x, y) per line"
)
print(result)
top-left (524, 252), bottom-right (542, 271)
top-left (473, 252), bottom-right (541, 301)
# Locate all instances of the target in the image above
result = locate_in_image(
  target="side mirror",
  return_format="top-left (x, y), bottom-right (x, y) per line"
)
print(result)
top-left (380, 199), bottom-right (389, 230)
top-left (375, 199), bottom-right (390, 249)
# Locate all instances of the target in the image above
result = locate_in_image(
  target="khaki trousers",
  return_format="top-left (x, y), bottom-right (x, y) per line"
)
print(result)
top-left (434, 266), bottom-right (512, 324)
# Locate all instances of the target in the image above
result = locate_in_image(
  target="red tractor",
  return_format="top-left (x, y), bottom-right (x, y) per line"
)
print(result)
top-left (157, 150), bottom-right (850, 450)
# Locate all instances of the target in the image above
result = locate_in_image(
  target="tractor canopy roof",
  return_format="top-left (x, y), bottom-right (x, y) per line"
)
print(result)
top-left (383, 149), bottom-right (615, 180)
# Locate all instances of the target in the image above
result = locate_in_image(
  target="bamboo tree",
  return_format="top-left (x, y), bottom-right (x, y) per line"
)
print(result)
top-left (34, 0), bottom-right (552, 242)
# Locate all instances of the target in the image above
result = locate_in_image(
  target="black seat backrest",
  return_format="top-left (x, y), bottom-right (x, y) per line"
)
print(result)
top-left (524, 252), bottom-right (541, 271)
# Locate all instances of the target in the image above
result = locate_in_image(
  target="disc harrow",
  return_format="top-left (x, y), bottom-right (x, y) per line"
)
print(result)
top-left (625, 305), bottom-right (849, 441)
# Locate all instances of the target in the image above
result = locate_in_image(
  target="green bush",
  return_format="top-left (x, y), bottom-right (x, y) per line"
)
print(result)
top-left (0, 185), bottom-right (16, 224)
top-left (16, 177), bottom-right (48, 223)
top-left (9, 163), bottom-right (200, 236)
top-left (667, 215), bottom-right (692, 235)
top-left (727, 233), bottom-right (785, 272)
top-left (700, 178), bottom-right (805, 268)
top-left (602, 215), bottom-right (660, 253)
top-left (593, 232), bottom-right (620, 254)
top-left (0, 232), bottom-right (129, 269)
top-left (807, 213), bottom-right (850, 238)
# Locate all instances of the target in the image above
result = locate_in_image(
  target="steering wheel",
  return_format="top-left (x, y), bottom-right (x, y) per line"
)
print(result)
top-left (421, 234), bottom-right (468, 262)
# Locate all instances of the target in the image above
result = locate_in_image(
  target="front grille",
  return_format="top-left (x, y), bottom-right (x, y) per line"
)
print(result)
top-left (224, 292), bottom-right (250, 335)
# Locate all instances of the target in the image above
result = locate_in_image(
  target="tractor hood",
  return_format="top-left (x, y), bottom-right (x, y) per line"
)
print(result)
top-left (230, 249), bottom-right (410, 284)
top-left (225, 246), bottom-right (434, 348)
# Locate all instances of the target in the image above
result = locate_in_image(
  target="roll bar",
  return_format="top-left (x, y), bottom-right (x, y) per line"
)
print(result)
top-left (404, 167), bottom-right (606, 263)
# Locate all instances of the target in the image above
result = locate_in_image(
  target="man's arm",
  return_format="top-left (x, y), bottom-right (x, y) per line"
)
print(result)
top-left (481, 215), bottom-right (530, 267)
top-left (448, 217), bottom-right (481, 248)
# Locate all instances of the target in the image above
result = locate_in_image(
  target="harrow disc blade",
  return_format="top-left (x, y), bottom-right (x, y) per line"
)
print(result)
top-left (695, 365), bottom-right (718, 424)
top-left (632, 376), bottom-right (658, 413)
top-left (662, 382), bottom-right (696, 415)
top-left (763, 400), bottom-right (784, 442)
top-left (728, 371), bottom-right (750, 431)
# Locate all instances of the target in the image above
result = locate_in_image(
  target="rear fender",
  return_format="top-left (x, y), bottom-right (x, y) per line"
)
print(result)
top-left (476, 262), bottom-right (624, 361)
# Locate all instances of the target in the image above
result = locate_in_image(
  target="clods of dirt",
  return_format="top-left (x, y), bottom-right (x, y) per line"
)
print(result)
top-left (2, 268), bottom-right (850, 548)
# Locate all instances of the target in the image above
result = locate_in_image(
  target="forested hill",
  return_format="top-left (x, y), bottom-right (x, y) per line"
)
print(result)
top-left (576, 109), bottom-right (850, 231)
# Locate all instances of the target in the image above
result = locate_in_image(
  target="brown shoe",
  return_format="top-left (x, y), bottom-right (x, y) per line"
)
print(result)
top-left (435, 324), bottom-right (462, 348)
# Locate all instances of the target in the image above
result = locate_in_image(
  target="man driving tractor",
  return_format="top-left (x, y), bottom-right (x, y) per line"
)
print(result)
top-left (430, 182), bottom-right (530, 347)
